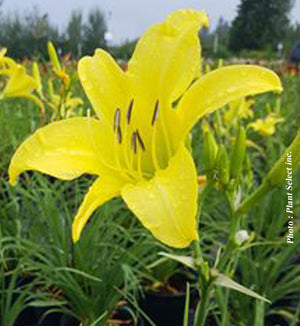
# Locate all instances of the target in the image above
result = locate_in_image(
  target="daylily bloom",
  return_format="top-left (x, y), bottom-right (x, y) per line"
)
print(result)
top-left (249, 113), bottom-right (284, 137)
top-left (0, 63), bottom-right (43, 108)
top-left (47, 79), bottom-right (83, 119)
top-left (9, 10), bottom-right (282, 248)
top-left (0, 48), bottom-right (17, 74)
top-left (224, 97), bottom-right (254, 126)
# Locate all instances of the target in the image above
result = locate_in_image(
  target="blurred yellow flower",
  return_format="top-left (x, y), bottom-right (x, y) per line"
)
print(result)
top-left (224, 97), bottom-right (254, 125)
top-left (249, 113), bottom-right (284, 136)
top-left (0, 48), bottom-right (17, 75)
top-left (47, 79), bottom-right (83, 119)
top-left (9, 9), bottom-right (282, 248)
top-left (0, 64), bottom-right (43, 109)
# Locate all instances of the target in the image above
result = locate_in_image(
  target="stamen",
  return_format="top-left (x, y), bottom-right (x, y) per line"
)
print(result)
top-left (127, 99), bottom-right (134, 124)
top-left (151, 100), bottom-right (159, 126)
top-left (131, 131), bottom-right (137, 154)
top-left (114, 108), bottom-right (121, 132)
top-left (117, 126), bottom-right (122, 144)
top-left (136, 129), bottom-right (145, 151)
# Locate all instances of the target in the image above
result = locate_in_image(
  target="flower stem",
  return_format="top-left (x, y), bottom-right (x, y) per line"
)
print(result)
top-left (193, 241), bottom-right (211, 326)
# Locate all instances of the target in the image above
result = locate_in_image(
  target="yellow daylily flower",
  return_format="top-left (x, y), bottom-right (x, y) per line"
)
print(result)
top-left (249, 113), bottom-right (284, 137)
top-left (224, 97), bottom-right (254, 125)
top-left (0, 64), bottom-right (42, 107)
top-left (9, 9), bottom-right (282, 248)
top-left (0, 48), bottom-right (17, 75)
top-left (47, 79), bottom-right (83, 119)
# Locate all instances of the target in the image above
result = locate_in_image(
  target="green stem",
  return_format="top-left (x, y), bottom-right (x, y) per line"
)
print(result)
top-left (236, 181), bottom-right (271, 215)
top-left (194, 284), bottom-right (211, 326)
top-left (193, 241), bottom-right (211, 326)
top-left (218, 192), bottom-right (240, 272)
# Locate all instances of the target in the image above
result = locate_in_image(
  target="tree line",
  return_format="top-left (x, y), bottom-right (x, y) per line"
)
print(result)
top-left (0, 8), bottom-right (107, 60)
top-left (0, 0), bottom-right (299, 61)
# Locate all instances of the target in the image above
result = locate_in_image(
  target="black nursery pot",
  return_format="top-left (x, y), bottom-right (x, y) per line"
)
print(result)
top-left (15, 307), bottom-right (79, 326)
top-left (139, 291), bottom-right (194, 326)
top-left (33, 308), bottom-right (80, 326)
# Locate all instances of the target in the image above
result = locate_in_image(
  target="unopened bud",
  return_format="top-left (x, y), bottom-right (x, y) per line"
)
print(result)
top-left (230, 127), bottom-right (246, 180)
top-left (235, 230), bottom-right (250, 246)
top-left (216, 145), bottom-right (230, 187)
top-left (48, 41), bottom-right (61, 73)
top-left (203, 125), bottom-right (218, 175)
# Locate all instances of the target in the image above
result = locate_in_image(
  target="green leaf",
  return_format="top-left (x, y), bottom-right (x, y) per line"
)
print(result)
top-left (183, 282), bottom-right (190, 326)
top-left (159, 252), bottom-right (197, 269)
top-left (211, 269), bottom-right (271, 303)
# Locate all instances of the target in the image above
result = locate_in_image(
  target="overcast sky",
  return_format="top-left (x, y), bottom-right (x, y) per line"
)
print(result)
top-left (2, 0), bottom-right (300, 43)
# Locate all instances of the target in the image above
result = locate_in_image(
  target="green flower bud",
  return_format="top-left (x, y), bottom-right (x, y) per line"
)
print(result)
top-left (202, 125), bottom-right (218, 175)
top-left (267, 129), bottom-right (300, 186)
top-left (237, 129), bottom-right (300, 214)
top-left (216, 145), bottom-right (230, 186)
top-left (230, 127), bottom-right (246, 180)
top-left (244, 154), bottom-right (253, 187)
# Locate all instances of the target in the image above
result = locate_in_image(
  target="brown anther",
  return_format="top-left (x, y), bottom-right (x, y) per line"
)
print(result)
top-left (136, 129), bottom-right (145, 151)
top-left (114, 108), bottom-right (121, 132)
top-left (131, 131), bottom-right (137, 154)
top-left (127, 99), bottom-right (134, 124)
top-left (116, 126), bottom-right (122, 144)
top-left (151, 100), bottom-right (159, 126)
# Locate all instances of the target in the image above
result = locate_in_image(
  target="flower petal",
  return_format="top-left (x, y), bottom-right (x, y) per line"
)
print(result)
top-left (3, 65), bottom-right (38, 97)
top-left (121, 144), bottom-right (199, 248)
top-left (78, 49), bottom-right (130, 123)
top-left (127, 9), bottom-right (209, 103)
top-left (72, 175), bottom-right (128, 242)
top-left (9, 117), bottom-right (115, 185)
top-left (175, 65), bottom-right (283, 144)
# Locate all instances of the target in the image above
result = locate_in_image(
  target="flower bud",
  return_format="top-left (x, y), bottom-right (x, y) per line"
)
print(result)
top-left (267, 129), bottom-right (300, 186)
top-left (230, 127), bottom-right (246, 180)
top-left (216, 145), bottom-right (230, 187)
top-left (235, 230), bottom-right (250, 246)
top-left (203, 125), bottom-right (218, 175)
top-left (48, 41), bottom-right (61, 73)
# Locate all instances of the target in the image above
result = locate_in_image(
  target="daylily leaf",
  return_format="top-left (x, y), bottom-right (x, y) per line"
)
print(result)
top-left (159, 252), bottom-right (196, 269)
top-left (211, 269), bottom-right (271, 303)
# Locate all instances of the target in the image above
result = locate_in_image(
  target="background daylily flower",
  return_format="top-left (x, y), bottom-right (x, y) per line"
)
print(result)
top-left (9, 9), bottom-right (282, 248)
top-left (0, 48), bottom-right (17, 75)
top-left (0, 64), bottom-right (43, 108)
top-left (47, 79), bottom-right (83, 119)
top-left (224, 97), bottom-right (254, 125)
top-left (249, 113), bottom-right (284, 136)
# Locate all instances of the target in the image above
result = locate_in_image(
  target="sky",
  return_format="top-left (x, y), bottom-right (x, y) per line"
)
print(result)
top-left (1, 0), bottom-right (300, 44)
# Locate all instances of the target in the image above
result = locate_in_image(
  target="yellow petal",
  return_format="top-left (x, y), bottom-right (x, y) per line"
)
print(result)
top-left (175, 65), bottom-right (282, 144)
top-left (78, 49), bottom-right (130, 123)
top-left (127, 9), bottom-right (209, 103)
top-left (121, 144), bottom-right (199, 248)
top-left (72, 175), bottom-right (128, 242)
top-left (3, 65), bottom-right (38, 98)
top-left (125, 9), bottom-right (209, 167)
top-left (9, 117), bottom-right (115, 185)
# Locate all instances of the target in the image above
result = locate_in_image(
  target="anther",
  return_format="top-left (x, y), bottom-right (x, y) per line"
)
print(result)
top-left (117, 126), bottom-right (122, 144)
top-left (136, 129), bottom-right (145, 151)
top-left (114, 108), bottom-right (121, 132)
top-left (151, 100), bottom-right (159, 126)
top-left (127, 99), bottom-right (134, 124)
top-left (131, 132), bottom-right (137, 154)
